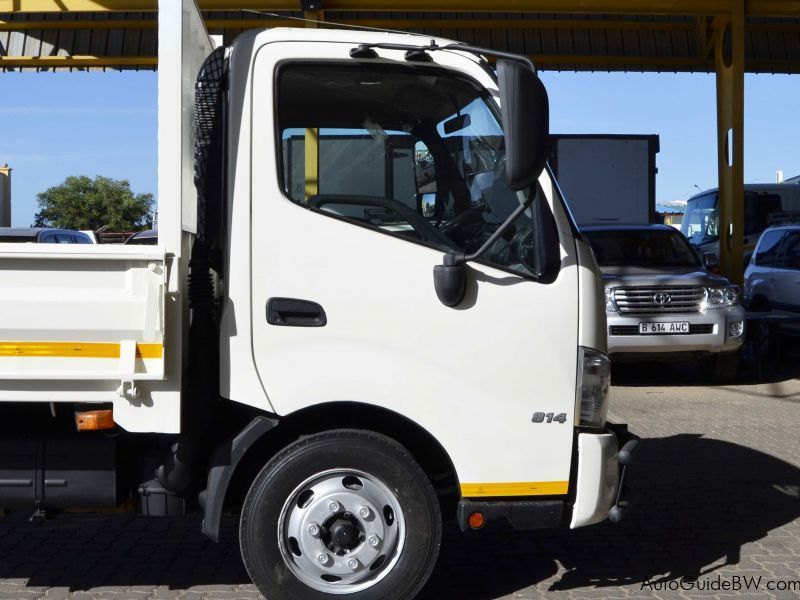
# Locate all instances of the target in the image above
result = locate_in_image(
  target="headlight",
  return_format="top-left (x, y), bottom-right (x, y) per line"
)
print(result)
top-left (705, 286), bottom-right (739, 308)
top-left (576, 347), bottom-right (610, 428)
top-left (605, 288), bottom-right (616, 312)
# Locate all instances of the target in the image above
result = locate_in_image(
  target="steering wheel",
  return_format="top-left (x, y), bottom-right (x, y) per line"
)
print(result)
top-left (307, 195), bottom-right (457, 250)
top-left (438, 201), bottom-right (488, 235)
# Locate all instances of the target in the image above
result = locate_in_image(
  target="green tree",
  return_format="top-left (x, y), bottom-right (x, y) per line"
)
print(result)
top-left (33, 175), bottom-right (154, 231)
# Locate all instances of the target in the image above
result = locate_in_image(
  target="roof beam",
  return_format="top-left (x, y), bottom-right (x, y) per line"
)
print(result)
top-left (1, 0), bottom-right (799, 17)
top-left (0, 17), bottom-right (699, 31)
top-left (0, 55), bottom-right (156, 67)
top-left (1, 53), bottom-right (797, 72)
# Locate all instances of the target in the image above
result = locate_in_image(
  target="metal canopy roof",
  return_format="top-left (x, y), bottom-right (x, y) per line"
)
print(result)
top-left (1, 1), bottom-right (799, 72)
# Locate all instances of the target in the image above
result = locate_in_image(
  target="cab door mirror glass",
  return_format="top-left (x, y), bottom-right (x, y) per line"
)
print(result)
top-left (419, 192), bottom-right (437, 218)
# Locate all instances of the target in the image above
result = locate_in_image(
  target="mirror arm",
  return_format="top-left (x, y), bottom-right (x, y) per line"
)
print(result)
top-left (448, 196), bottom-right (534, 266)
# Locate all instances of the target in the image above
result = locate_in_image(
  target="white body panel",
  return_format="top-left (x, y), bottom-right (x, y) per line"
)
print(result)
top-left (0, 246), bottom-right (165, 377)
top-left (552, 137), bottom-right (656, 226)
top-left (0, 245), bottom-right (175, 431)
top-left (0, 0), bottom-right (212, 434)
top-left (575, 238), bottom-right (607, 354)
top-left (221, 29), bottom-right (583, 491)
top-left (150, 0), bottom-right (214, 431)
top-left (570, 431), bottom-right (619, 528)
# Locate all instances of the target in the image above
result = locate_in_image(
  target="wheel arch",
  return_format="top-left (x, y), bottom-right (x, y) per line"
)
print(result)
top-left (749, 293), bottom-right (771, 312)
top-left (202, 401), bottom-right (460, 541)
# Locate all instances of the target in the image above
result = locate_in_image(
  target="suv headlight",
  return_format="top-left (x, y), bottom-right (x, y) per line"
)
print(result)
top-left (605, 288), bottom-right (616, 312)
top-left (705, 285), bottom-right (739, 308)
top-left (576, 347), bottom-right (610, 428)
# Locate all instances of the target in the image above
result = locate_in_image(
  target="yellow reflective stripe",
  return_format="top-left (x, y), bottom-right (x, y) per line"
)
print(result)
top-left (461, 481), bottom-right (569, 497)
top-left (0, 342), bottom-right (162, 359)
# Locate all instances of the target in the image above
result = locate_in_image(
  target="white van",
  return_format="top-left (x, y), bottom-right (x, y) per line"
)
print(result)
top-left (681, 183), bottom-right (800, 258)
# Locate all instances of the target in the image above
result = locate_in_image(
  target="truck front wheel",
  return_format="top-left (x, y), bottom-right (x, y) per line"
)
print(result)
top-left (239, 429), bottom-right (441, 600)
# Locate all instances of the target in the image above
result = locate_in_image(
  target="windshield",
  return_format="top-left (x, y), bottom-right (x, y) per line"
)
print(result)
top-left (584, 229), bottom-right (701, 268)
top-left (277, 62), bottom-right (547, 278)
top-left (681, 193), bottom-right (718, 245)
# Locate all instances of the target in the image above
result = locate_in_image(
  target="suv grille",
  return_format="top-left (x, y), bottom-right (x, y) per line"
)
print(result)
top-left (612, 286), bottom-right (706, 314)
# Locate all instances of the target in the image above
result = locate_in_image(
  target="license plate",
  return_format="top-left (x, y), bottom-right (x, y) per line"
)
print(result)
top-left (639, 321), bottom-right (690, 334)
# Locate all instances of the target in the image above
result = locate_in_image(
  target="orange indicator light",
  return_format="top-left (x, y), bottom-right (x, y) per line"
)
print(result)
top-left (75, 409), bottom-right (115, 431)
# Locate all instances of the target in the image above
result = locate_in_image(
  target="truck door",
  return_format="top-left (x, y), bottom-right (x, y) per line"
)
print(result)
top-left (248, 46), bottom-right (581, 491)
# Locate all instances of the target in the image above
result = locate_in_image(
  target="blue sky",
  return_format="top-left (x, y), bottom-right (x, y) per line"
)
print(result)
top-left (1, 69), bottom-right (798, 227)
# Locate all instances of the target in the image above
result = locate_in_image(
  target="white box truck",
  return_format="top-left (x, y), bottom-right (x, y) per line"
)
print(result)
top-left (549, 134), bottom-right (659, 226)
top-left (0, 2), bottom-right (636, 598)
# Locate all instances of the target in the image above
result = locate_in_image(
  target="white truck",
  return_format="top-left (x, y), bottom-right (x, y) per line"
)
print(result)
top-left (549, 134), bottom-right (659, 226)
top-left (681, 183), bottom-right (800, 260)
top-left (0, 3), bottom-right (637, 599)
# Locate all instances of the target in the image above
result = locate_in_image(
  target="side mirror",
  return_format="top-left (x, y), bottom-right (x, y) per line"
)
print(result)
top-left (433, 253), bottom-right (466, 307)
top-left (496, 60), bottom-right (549, 191)
top-left (433, 199), bottom-right (533, 307)
top-left (703, 252), bottom-right (720, 272)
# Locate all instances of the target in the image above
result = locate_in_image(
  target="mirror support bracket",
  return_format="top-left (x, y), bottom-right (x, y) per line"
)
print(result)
top-left (433, 196), bottom-right (533, 307)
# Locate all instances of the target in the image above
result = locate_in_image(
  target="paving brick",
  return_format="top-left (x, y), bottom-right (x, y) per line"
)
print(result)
top-left (0, 363), bottom-right (799, 599)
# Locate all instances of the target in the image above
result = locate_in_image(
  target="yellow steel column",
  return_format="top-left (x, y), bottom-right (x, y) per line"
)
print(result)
top-left (304, 128), bottom-right (320, 200)
top-left (0, 164), bottom-right (11, 227)
top-left (712, 2), bottom-right (745, 284)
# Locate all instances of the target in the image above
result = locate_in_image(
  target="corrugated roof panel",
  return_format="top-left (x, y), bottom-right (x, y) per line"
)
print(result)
top-left (1, 10), bottom-right (799, 73)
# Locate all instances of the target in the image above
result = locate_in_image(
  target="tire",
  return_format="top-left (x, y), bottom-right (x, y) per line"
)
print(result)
top-left (239, 429), bottom-right (441, 600)
top-left (710, 351), bottom-right (739, 384)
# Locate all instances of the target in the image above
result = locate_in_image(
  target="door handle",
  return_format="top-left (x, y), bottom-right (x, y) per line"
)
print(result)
top-left (267, 298), bottom-right (327, 327)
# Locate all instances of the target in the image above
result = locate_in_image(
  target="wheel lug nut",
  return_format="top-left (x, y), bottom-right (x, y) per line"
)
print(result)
top-left (358, 506), bottom-right (370, 518)
top-left (347, 558), bottom-right (359, 570)
top-left (328, 501), bottom-right (340, 512)
top-left (308, 523), bottom-right (320, 537)
top-left (367, 535), bottom-right (379, 547)
top-left (317, 552), bottom-right (330, 565)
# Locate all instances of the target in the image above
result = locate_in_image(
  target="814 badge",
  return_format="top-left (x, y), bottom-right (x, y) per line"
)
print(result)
top-left (531, 412), bottom-right (567, 424)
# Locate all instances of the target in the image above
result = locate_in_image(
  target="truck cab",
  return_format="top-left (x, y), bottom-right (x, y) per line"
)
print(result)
top-left (0, 10), bottom-right (635, 600)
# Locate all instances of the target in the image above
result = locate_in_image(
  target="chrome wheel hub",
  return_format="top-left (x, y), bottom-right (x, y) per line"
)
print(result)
top-left (277, 469), bottom-right (405, 594)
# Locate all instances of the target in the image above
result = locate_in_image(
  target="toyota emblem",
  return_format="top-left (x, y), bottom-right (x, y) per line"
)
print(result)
top-left (653, 292), bottom-right (672, 305)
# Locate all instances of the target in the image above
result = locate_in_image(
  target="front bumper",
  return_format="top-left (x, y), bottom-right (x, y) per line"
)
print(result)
top-left (455, 425), bottom-right (638, 532)
top-left (570, 423), bottom-right (638, 528)
top-left (606, 305), bottom-right (745, 355)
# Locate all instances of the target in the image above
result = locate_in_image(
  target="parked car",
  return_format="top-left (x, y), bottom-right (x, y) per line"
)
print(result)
top-left (80, 230), bottom-right (99, 243)
top-left (743, 224), bottom-right (800, 313)
top-left (582, 224), bottom-right (745, 383)
top-left (125, 229), bottom-right (158, 245)
top-left (0, 227), bottom-right (92, 244)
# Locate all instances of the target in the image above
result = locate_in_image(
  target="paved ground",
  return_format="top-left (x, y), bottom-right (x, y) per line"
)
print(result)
top-left (1, 358), bottom-right (799, 599)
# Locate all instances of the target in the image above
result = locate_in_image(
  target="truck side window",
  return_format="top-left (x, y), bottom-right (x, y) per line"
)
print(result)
top-left (276, 62), bottom-right (556, 280)
top-left (744, 193), bottom-right (782, 237)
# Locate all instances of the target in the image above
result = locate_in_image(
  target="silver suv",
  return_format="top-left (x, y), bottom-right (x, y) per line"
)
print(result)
top-left (582, 224), bottom-right (745, 383)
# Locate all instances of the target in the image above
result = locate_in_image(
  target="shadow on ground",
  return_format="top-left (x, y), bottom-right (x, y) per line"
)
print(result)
top-left (419, 434), bottom-right (800, 599)
top-left (611, 342), bottom-right (800, 388)
top-left (0, 435), bottom-right (797, 599)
